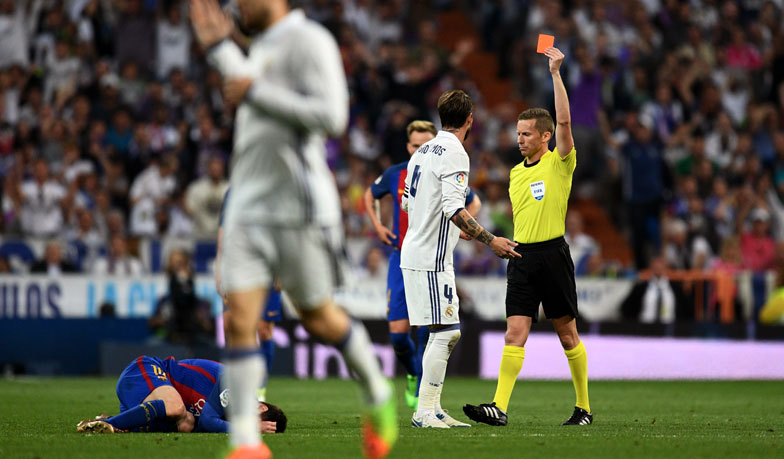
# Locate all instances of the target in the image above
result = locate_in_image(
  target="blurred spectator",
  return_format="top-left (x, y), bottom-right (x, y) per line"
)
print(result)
top-left (129, 154), bottom-right (177, 236)
top-left (91, 234), bottom-right (144, 276)
top-left (622, 115), bottom-right (669, 269)
top-left (738, 207), bottom-right (776, 273)
top-left (98, 301), bottom-right (117, 318)
top-left (640, 82), bottom-right (684, 146)
top-left (156, 2), bottom-right (191, 80)
top-left (30, 240), bottom-right (78, 275)
top-left (66, 207), bottom-right (105, 270)
top-left (355, 246), bottom-right (388, 281)
top-left (18, 158), bottom-right (69, 238)
top-left (662, 218), bottom-right (711, 270)
top-left (114, 0), bottom-right (155, 75)
top-left (621, 256), bottom-right (689, 324)
top-left (185, 155), bottom-right (227, 239)
top-left (564, 210), bottom-right (598, 274)
top-left (704, 112), bottom-right (737, 169)
top-left (0, 0), bottom-right (38, 68)
top-left (148, 248), bottom-right (214, 346)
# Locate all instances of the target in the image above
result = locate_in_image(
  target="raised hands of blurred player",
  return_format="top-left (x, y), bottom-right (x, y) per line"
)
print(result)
top-left (544, 47), bottom-right (565, 74)
top-left (261, 421), bottom-right (277, 434)
top-left (489, 236), bottom-right (521, 259)
top-left (373, 223), bottom-right (398, 246)
top-left (459, 231), bottom-right (472, 241)
top-left (189, 0), bottom-right (233, 49)
top-left (223, 77), bottom-right (253, 106)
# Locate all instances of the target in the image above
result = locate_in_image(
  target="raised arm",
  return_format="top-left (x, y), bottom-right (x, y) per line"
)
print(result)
top-left (191, 0), bottom-right (348, 135)
top-left (545, 47), bottom-right (574, 157)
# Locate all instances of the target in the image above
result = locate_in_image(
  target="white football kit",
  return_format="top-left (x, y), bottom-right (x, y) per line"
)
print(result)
top-left (400, 131), bottom-right (470, 325)
top-left (207, 9), bottom-right (349, 307)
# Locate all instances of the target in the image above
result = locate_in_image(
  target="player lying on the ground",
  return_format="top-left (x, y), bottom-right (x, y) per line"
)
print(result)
top-left (76, 356), bottom-right (287, 434)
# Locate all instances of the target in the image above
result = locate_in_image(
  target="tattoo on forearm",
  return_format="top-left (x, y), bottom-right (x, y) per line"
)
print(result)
top-left (452, 211), bottom-right (495, 245)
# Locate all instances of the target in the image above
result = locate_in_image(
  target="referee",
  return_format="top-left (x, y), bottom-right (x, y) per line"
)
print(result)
top-left (463, 46), bottom-right (592, 426)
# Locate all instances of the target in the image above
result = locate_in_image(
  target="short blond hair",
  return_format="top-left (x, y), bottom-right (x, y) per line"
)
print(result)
top-left (518, 108), bottom-right (555, 135)
top-left (406, 120), bottom-right (437, 139)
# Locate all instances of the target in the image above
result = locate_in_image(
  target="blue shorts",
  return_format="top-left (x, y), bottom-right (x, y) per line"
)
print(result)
top-left (387, 251), bottom-right (408, 322)
top-left (263, 289), bottom-right (283, 323)
top-left (116, 356), bottom-right (172, 412)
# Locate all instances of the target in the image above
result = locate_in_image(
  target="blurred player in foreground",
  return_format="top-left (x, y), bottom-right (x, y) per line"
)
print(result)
top-left (463, 46), bottom-right (593, 427)
top-left (401, 90), bottom-right (519, 428)
top-left (364, 120), bottom-right (481, 409)
top-left (190, 0), bottom-right (397, 457)
top-left (76, 356), bottom-right (286, 434)
top-left (216, 188), bottom-right (282, 402)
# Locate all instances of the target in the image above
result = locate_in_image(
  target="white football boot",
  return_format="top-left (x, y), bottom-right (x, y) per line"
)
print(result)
top-left (411, 411), bottom-right (450, 428)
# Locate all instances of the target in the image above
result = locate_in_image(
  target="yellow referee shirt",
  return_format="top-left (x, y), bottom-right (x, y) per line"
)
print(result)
top-left (509, 147), bottom-right (576, 243)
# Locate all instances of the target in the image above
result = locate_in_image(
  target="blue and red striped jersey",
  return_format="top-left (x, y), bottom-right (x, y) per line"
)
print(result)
top-left (371, 161), bottom-right (476, 250)
top-left (161, 357), bottom-right (222, 418)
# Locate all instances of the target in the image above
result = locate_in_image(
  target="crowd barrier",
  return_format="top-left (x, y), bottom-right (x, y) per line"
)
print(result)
top-left (2, 318), bottom-right (783, 379)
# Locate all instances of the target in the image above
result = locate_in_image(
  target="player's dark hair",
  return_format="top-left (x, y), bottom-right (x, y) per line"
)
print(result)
top-left (437, 90), bottom-right (473, 129)
top-left (261, 402), bottom-right (288, 433)
top-left (518, 108), bottom-right (555, 135)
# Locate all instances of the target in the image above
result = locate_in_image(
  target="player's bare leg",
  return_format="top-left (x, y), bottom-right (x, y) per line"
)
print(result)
top-left (142, 386), bottom-right (194, 432)
top-left (552, 316), bottom-right (592, 425)
top-left (225, 287), bottom-right (270, 457)
top-left (389, 318), bottom-right (420, 408)
top-left (78, 385), bottom-right (194, 434)
top-left (299, 300), bottom-right (397, 458)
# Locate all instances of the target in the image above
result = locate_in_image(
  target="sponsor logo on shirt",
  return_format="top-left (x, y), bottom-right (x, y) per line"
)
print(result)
top-left (530, 181), bottom-right (545, 201)
top-left (456, 173), bottom-right (466, 184)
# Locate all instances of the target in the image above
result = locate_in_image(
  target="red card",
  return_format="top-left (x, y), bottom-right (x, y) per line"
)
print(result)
top-left (537, 34), bottom-right (554, 53)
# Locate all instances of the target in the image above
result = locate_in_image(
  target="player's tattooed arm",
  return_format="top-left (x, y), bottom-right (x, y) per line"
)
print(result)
top-left (451, 209), bottom-right (521, 259)
top-left (451, 209), bottom-right (495, 245)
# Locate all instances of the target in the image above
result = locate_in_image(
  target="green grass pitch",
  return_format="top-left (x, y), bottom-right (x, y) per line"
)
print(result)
top-left (0, 377), bottom-right (781, 458)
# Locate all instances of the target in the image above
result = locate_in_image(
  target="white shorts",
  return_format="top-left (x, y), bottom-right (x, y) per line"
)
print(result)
top-left (401, 268), bottom-right (459, 326)
top-left (220, 222), bottom-right (349, 309)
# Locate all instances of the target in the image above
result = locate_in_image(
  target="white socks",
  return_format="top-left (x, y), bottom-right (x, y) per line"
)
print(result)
top-left (225, 350), bottom-right (265, 447)
top-left (416, 326), bottom-right (461, 418)
top-left (338, 321), bottom-right (392, 406)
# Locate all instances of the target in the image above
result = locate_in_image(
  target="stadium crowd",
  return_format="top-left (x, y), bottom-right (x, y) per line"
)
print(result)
top-left (0, 0), bottom-right (783, 322)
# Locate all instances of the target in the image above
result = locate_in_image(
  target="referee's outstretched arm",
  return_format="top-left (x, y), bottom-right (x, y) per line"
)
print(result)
top-left (544, 47), bottom-right (574, 157)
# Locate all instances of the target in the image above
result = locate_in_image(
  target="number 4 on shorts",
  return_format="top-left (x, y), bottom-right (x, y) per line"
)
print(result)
top-left (443, 284), bottom-right (453, 304)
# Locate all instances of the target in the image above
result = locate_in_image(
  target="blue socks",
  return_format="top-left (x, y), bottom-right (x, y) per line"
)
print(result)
top-left (260, 339), bottom-right (275, 373)
top-left (415, 326), bottom-right (430, 396)
top-left (390, 332), bottom-right (418, 377)
top-left (107, 399), bottom-right (167, 431)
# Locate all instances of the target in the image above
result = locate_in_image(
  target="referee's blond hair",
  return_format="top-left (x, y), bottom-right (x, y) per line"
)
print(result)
top-left (518, 108), bottom-right (555, 135)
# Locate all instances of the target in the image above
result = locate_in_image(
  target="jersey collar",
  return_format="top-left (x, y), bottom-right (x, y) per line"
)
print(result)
top-left (437, 130), bottom-right (459, 142)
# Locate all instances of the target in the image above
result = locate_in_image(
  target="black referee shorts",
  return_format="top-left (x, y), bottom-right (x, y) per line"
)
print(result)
top-left (505, 236), bottom-right (578, 322)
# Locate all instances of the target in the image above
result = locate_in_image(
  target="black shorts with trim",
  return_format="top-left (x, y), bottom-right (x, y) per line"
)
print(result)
top-left (505, 236), bottom-right (578, 322)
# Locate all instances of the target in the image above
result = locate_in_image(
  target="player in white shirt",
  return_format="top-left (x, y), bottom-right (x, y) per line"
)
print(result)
top-left (189, 1), bottom-right (396, 458)
top-left (400, 90), bottom-right (519, 428)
